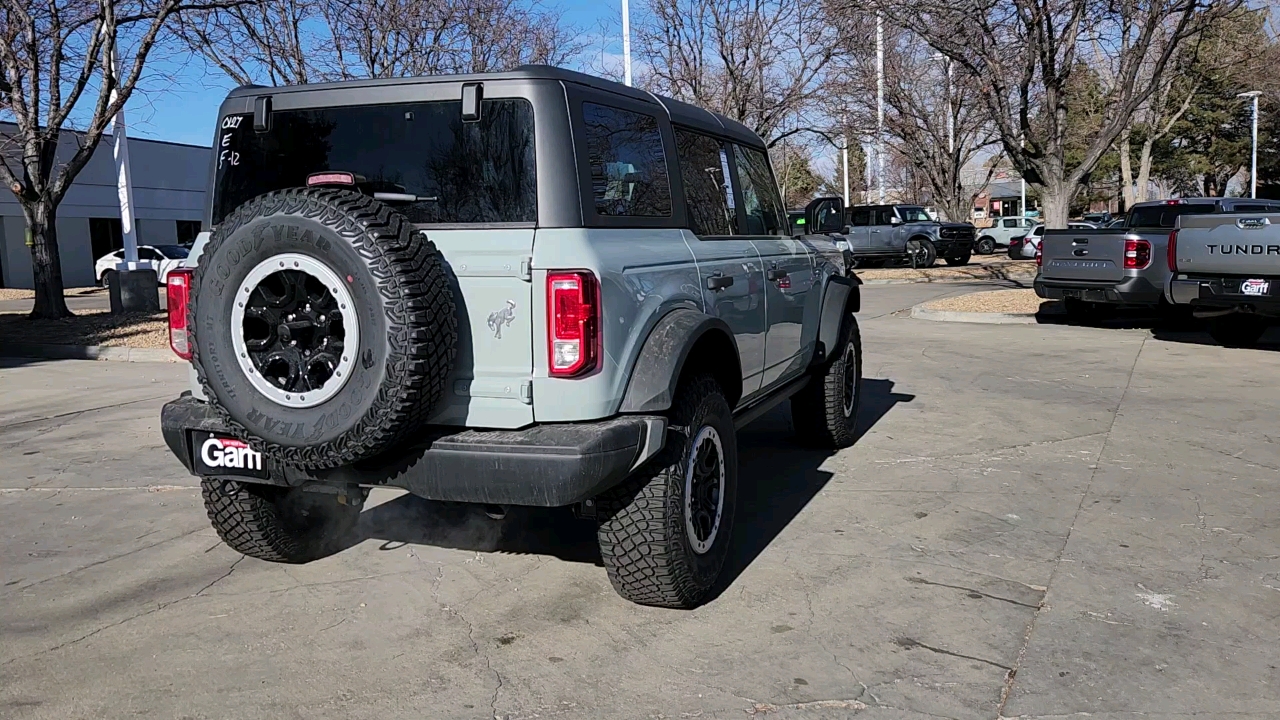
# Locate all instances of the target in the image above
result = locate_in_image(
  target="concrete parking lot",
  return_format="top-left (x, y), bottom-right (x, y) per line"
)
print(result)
top-left (2, 281), bottom-right (1277, 720)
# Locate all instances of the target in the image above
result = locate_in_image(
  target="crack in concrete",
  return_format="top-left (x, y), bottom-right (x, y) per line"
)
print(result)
top-left (1, 555), bottom-right (245, 667)
top-left (1, 526), bottom-right (207, 596)
top-left (994, 334), bottom-right (1148, 719)
top-left (0, 394), bottom-right (174, 433)
top-left (904, 576), bottom-right (1042, 609)
top-left (894, 637), bottom-right (1013, 671)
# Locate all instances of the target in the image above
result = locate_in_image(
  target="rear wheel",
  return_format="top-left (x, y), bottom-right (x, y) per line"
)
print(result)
top-left (976, 237), bottom-right (996, 255)
top-left (101, 270), bottom-right (117, 288)
top-left (596, 375), bottom-right (737, 608)
top-left (791, 317), bottom-right (862, 449)
top-left (1208, 315), bottom-right (1268, 348)
top-left (201, 480), bottom-right (365, 563)
top-left (945, 249), bottom-right (972, 266)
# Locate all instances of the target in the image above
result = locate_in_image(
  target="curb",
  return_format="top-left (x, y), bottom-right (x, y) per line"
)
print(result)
top-left (0, 343), bottom-right (178, 363)
top-left (909, 304), bottom-right (1040, 324)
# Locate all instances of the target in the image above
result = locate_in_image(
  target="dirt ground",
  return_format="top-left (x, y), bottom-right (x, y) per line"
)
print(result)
top-left (0, 310), bottom-right (168, 348)
top-left (857, 256), bottom-right (1037, 283)
top-left (921, 288), bottom-right (1058, 314)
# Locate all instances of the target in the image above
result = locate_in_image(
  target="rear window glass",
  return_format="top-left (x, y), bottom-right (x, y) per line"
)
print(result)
top-left (212, 99), bottom-right (536, 225)
top-left (1127, 204), bottom-right (1215, 228)
top-left (581, 103), bottom-right (672, 218)
top-left (674, 129), bottom-right (735, 235)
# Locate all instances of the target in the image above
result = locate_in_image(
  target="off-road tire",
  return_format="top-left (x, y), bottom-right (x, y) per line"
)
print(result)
top-left (190, 188), bottom-right (457, 469)
top-left (1208, 315), bottom-right (1268, 348)
top-left (976, 236), bottom-right (996, 255)
top-left (791, 316), bottom-right (862, 449)
top-left (201, 479), bottom-right (365, 563)
top-left (595, 375), bottom-right (737, 608)
top-left (945, 249), bottom-right (972, 266)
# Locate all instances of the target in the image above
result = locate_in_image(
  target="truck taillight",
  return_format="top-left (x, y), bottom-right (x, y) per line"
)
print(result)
top-left (1166, 230), bottom-right (1178, 272)
top-left (167, 268), bottom-right (193, 360)
top-left (1124, 238), bottom-right (1151, 270)
top-left (547, 271), bottom-right (598, 377)
top-left (1035, 245), bottom-right (1042, 266)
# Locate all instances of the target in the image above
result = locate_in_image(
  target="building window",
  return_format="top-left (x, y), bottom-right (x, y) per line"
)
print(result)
top-left (176, 220), bottom-right (202, 246)
top-left (89, 218), bottom-right (123, 260)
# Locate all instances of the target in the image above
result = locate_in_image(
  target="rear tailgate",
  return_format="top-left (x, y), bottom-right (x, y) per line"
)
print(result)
top-left (1174, 214), bottom-right (1280, 275)
top-left (1040, 229), bottom-right (1128, 283)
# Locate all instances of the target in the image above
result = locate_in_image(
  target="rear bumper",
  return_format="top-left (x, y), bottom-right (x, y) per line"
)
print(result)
top-left (1168, 276), bottom-right (1280, 317)
top-left (1034, 274), bottom-right (1162, 306)
top-left (161, 394), bottom-right (665, 507)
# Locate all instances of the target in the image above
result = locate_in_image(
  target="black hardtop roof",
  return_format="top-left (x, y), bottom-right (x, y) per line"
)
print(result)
top-left (1130, 198), bottom-right (1263, 207)
top-left (225, 65), bottom-right (764, 148)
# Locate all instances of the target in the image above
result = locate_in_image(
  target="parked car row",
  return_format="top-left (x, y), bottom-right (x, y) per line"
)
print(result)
top-left (1033, 197), bottom-right (1280, 346)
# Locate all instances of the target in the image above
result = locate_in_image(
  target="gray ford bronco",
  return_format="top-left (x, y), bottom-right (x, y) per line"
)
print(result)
top-left (160, 67), bottom-right (864, 608)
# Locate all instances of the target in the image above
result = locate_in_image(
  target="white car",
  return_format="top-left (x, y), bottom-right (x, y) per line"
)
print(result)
top-left (1008, 222), bottom-right (1097, 259)
top-left (95, 245), bottom-right (190, 286)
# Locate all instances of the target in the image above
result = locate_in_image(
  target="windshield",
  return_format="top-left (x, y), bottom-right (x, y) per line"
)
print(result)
top-left (152, 245), bottom-right (190, 259)
top-left (212, 99), bottom-right (537, 226)
top-left (896, 206), bottom-right (932, 222)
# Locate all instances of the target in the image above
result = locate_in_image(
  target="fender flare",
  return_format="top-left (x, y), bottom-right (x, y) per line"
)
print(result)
top-left (815, 275), bottom-right (860, 365)
top-left (618, 309), bottom-right (740, 413)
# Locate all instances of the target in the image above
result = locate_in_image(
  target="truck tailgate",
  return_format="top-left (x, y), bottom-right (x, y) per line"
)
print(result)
top-left (1040, 229), bottom-right (1128, 283)
top-left (1174, 214), bottom-right (1280, 275)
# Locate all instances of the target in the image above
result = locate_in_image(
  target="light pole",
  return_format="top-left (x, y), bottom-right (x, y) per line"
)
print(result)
top-left (1238, 90), bottom-right (1261, 198)
top-left (876, 12), bottom-right (884, 203)
top-left (622, 0), bottom-right (633, 86)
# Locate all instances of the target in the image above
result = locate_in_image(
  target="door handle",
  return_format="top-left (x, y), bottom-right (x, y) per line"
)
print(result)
top-left (767, 269), bottom-right (789, 281)
top-left (706, 273), bottom-right (734, 291)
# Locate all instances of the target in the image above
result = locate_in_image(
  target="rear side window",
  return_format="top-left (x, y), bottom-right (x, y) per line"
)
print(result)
top-left (582, 103), bottom-right (672, 218)
top-left (1127, 204), bottom-right (1215, 228)
top-left (850, 208), bottom-right (871, 226)
top-left (674, 129), bottom-right (735, 235)
top-left (732, 145), bottom-right (784, 235)
top-left (212, 99), bottom-right (536, 226)
top-left (874, 207), bottom-right (895, 226)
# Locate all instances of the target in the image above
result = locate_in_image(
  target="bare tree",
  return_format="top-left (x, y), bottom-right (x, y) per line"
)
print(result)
top-left (832, 20), bottom-right (996, 220)
top-left (633, 0), bottom-right (840, 146)
top-left (176, 0), bottom-right (583, 85)
top-left (0, 0), bottom-right (242, 318)
top-left (861, 0), bottom-right (1240, 227)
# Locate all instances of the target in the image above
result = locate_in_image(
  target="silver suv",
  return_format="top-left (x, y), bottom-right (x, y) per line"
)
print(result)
top-left (160, 67), bottom-right (863, 608)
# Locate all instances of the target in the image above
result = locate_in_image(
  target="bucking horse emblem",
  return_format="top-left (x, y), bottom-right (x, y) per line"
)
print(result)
top-left (487, 300), bottom-right (517, 339)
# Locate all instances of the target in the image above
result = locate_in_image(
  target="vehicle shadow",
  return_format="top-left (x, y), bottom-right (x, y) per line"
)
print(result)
top-left (1034, 305), bottom-right (1280, 350)
top-left (351, 379), bottom-right (916, 594)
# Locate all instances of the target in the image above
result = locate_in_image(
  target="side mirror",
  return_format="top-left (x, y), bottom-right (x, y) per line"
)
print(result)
top-left (805, 196), bottom-right (845, 235)
top-left (842, 225), bottom-right (853, 234)
top-left (890, 216), bottom-right (903, 226)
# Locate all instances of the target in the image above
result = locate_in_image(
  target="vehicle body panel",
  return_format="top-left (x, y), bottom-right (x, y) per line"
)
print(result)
top-left (1167, 213), bottom-right (1280, 317)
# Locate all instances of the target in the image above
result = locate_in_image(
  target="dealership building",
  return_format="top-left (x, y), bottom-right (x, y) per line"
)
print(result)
top-left (0, 125), bottom-right (209, 289)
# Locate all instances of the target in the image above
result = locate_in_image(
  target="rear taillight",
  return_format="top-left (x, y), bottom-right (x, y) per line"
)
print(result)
top-left (1035, 245), bottom-right (1042, 266)
top-left (547, 270), bottom-right (599, 377)
top-left (167, 268), bottom-right (193, 360)
top-left (1124, 238), bottom-right (1152, 270)
top-left (1166, 230), bottom-right (1178, 272)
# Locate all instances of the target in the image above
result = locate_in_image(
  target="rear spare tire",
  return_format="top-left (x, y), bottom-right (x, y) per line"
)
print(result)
top-left (191, 188), bottom-right (457, 469)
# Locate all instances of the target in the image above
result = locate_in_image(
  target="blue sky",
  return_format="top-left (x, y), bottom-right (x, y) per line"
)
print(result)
top-left (125, 1), bottom-right (619, 146)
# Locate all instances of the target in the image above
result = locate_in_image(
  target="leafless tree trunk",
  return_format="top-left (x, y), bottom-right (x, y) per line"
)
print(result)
top-left (632, 0), bottom-right (839, 146)
top-left (176, 0), bottom-right (583, 85)
top-left (0, 0), bottom-right (244, 318)
top-left (861, 0), bottom-right (1239, 228)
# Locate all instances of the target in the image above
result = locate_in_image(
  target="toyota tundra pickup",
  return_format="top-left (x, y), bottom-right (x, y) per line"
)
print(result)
top-left (1166, 212), bottom-right (1280, 347)
top-left (1034, 198), bottom-right (1280, 322)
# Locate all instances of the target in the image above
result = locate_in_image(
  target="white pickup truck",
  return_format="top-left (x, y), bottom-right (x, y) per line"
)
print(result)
top-left (1167, 212), bottom-right (1280, 347)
